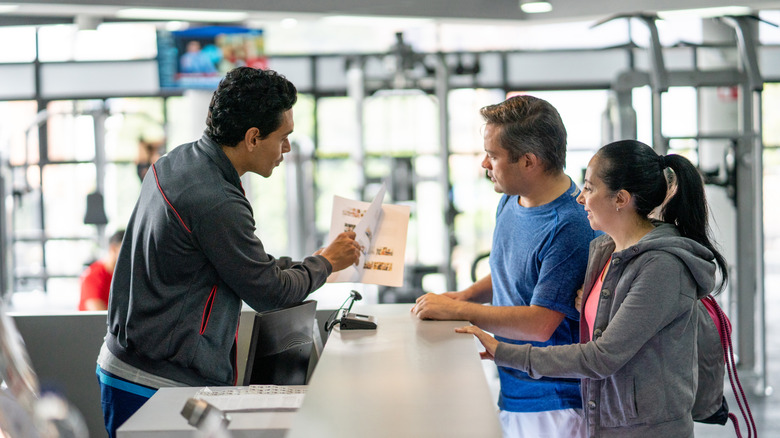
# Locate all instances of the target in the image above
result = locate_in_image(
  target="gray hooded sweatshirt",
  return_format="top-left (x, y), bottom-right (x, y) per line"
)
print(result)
top-left (494, 222), bottom-right (716, 438)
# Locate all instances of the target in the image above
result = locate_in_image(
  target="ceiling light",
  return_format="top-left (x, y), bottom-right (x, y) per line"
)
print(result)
top-left (117, 8), bottom-right (248, 23)
top-left (164, 21), bottom-right (189, 31)
top-left (280, 18), bottom-right (298, 29)
top-left (320, 15), bottom-right (432, 26)
top-left (520, 1), bottom-right (553, 14)
top-left (0, 5), bottom-right (20, 13)
top-left (658, 6), bottom-right (752, 20)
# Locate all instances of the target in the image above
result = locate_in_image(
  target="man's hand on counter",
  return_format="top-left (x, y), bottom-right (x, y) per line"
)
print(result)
top-left (411, 292), bottom-right (465, 320)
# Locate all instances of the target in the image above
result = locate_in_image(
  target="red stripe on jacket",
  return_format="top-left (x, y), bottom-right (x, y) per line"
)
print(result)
top-left (199, 285), bottom-right (218, 335)
top-left (152, 164), bottom-right (192, 233)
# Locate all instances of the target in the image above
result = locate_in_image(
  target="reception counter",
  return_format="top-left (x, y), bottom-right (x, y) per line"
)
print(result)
top-left (118, 303), bottom-right (501, 437)
top-left (287, 303), bottom-right (501, 437)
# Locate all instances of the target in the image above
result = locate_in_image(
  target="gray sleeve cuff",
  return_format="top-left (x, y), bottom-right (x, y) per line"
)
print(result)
top-left (317, 255), bottom-right (333, 274)
top-left (494, 342), bottom-right (532, 373)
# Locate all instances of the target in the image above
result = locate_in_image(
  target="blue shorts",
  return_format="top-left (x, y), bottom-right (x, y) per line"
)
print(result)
top-left (96, 365), bottom-right (156, 438)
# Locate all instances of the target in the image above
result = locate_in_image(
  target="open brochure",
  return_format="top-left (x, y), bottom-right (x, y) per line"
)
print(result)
top-left (326, 184), bottom-right (411, 287)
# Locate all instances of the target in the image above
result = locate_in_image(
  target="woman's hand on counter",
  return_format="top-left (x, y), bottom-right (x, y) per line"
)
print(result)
top-left (455, 325), bottom-right (498, 361)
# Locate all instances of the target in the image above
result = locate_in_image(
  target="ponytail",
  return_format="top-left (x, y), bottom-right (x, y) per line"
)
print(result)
top-left (659, 155), bottom-right (729, 294)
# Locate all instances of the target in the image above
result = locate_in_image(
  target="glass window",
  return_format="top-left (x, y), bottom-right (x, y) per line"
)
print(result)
top-left (37, 22), bottom-right (158, 62)
top-left (412, 180), bottom-right (446, 266)
top-left (244, 166), bottom-right (290, 257)
top-left (759, 11), bottom-right (780, 44)
top-left (315, 95), bottom-right (363, 247)
top-left (448, 88), bottom-right (505, 154)
top-left (261, 15), bottom-right (630, 55)
top-left (763, 83), bottom-right (780, 256)
top-left (13, 241), bottom-right (43, 292)
top-left (450, 154), bottom-right (500, 290)
top-left (661, 87), bottom-right (698, 139)
top-left (46, 100), bottom-right (105, 162)
top-left (764, 83), bottom-right (780, 148)
top-left (363, 157), bottom-right (392, 185)
top-left (1, 101), bottom-right (40, 166)
top-left (261, 17), bottom-right (415, 55)
top-left (292, 94), bottom-right (315, 141)
top-left (104, 163), bottom-right (142, 232)
top-left (512, 90), bottom-right (607, 150)
top-left (41, 163), bottom-right (96, 237)
top-left (11, 186), bottom-right (42, 236)
top-left (45, 239), bottom-right (95, 277)
top-left (633, 86), bottom-right (700, 153)
top-left (630, 16), bottom-right (703, 47)
top-left (165, 95), bottom-right (198, 149)
top-left (314, 159), bottom-right (362, 234)
top-left (436, 19), bottom-right (631, 52)
top-left (0, 26), bottom-right (37, 62)
top-left (316, 97), bottom-right (358, 155)
top-left (105, 97), bottom-right (166, 162)
top-left (632, 86), bottom-right (653, 146)
top-left (47, 114), bottom-right (96, 162)
top-left (363, 91), bottom-right (439, 155)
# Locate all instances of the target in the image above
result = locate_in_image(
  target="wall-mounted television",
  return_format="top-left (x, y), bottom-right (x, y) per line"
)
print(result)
top-left (157, 26), bottom-right (267, 90)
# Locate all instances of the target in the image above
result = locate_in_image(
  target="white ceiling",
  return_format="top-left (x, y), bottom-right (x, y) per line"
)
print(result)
top-left (3, 0), bottom-right (780, 26)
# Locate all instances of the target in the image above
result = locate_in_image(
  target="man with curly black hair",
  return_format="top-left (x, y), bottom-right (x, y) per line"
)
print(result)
top-left (96, 67), bottom-right (361, 438)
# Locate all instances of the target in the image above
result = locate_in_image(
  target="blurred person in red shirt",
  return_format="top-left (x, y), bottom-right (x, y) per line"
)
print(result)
top-left (79, 230), bottom-right (124, 311)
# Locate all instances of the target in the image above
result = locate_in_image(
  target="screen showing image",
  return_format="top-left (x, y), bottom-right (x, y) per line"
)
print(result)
top-left (157, 26), bottom-right (267, 90)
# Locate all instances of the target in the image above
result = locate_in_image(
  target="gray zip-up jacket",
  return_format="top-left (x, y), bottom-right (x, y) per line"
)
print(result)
top-left (494, 222), bottom-right (716, 437)
top-left (106, 135), bottom-right (332, 387)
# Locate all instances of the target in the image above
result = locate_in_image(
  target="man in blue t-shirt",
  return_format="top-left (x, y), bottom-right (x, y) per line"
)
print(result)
top-left (412, 95), bottom-right (597, 438)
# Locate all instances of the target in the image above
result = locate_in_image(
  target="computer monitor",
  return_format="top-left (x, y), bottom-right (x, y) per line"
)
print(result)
top-left (242, 300), bottom-right (317, 386)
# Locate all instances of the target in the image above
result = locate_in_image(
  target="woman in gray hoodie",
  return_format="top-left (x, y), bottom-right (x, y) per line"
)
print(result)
top-left (458, 139), bottom-right (729, 438)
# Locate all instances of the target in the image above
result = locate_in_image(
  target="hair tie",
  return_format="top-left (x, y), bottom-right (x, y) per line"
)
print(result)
top-left (657, 154), bottom-right (667, 170)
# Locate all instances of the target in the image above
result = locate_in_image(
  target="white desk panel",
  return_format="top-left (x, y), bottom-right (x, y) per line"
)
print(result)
top-left (117, 386), bottom-right (295, 438)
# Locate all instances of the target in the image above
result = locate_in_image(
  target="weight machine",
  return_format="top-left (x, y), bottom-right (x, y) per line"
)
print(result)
top-left (599, 12), bottom-right (774, 396)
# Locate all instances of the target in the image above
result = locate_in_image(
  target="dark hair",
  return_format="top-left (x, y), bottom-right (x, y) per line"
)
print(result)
top-left (595, 140), bottom-right (728, 293)
top-left (205, 67), bottom-right (297, 147)
top-left (479, 95), bottom-right (567, 172)
top-left (109, 230), bottom-right (125, 246)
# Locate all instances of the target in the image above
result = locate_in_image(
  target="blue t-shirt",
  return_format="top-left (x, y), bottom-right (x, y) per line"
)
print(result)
top-left (490, 180), bottom-right (598, 413)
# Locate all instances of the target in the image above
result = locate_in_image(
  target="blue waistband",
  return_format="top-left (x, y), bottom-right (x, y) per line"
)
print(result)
top-left (96, 365), bottom-right (157, 399)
